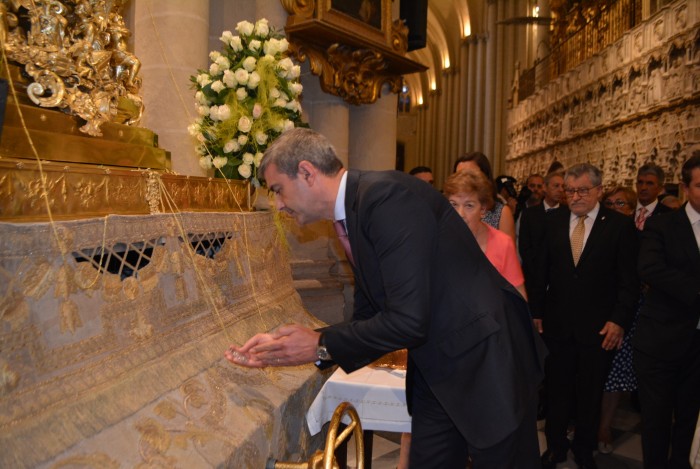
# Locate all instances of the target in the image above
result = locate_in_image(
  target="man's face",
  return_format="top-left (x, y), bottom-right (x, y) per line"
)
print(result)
top-left (565, 173), bottom-right (602, 217)
top-left (683, 167), bottom-right (700, 214)
top-left (636, 173), bottom-right (663, 206)
top-left (414, 171), bottom-right (434, 186)
top-left (264, 163), bottom-right (322, 225)
top-left (544, 175), bottom-right (564, 205)
top-left (527, 176), bottom-right (545, 202)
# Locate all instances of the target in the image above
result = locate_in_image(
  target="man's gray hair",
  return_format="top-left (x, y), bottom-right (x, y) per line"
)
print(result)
top-left (259, 128), bottom-right (344, 180)
top-left (565, 163), bottom-right (602, 187)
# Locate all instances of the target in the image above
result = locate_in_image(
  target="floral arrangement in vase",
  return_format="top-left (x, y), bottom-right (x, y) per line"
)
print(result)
top-left (189, 19), bottom-right (304, 183)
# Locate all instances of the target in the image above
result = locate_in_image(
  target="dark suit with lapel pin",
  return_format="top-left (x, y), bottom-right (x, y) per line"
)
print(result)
top-left (323, 170), bottom-right (547, 467)
top-left (633, 205), bottom-right (700, 468)
top-left (529, 204), bottom-right (638, 461)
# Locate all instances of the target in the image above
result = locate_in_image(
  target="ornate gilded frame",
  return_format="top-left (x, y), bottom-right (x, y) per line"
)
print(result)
top-left (318, 0), bottom-right (391, 49)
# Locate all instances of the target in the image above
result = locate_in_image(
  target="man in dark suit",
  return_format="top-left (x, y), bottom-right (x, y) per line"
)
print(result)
top-left (635, 163), bottom-right (672, 230)
top-left (633, 154), bottom-right (700, 469)
top-left (226, 128), bottom-right (547, 468)
top-left (530, 163), bottom-right (638, 469)
top-left (518, 169), bottom-right (565, 295)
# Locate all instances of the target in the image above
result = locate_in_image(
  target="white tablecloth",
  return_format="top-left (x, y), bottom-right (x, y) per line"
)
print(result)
top-left (306, 366), bottom-right (411, 435)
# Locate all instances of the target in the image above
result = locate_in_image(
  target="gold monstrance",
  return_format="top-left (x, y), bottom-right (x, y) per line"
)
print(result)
top-left (0, 0), bottom-right (249, 221)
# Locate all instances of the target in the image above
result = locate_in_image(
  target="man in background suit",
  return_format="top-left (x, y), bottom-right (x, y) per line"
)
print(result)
top-left (635, 163), bottom-right (672, 230)
top-left (519, 169), bottom-right (565, 295)
top-left (530, 163), bottom-right (639, 469)
top-left (634, 154), bottom-right (700, 469)
top-left (226, 128), bottom-right (546, 468)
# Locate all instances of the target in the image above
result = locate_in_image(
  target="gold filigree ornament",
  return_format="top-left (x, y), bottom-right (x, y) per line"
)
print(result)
top-left (129, 310), bottom-right (153, 341)
top-left (54, 263), bottom-right (77, 298)
top-left (122, 276), bottom-right (140, 301)
top-left (20, 259), bottom-right (55, 299)
top-left (0, 360), bottom-right (20, 397)
top-left (101, 272), bottom-right (123, 303)
top-left (74, 261), bottom-right (101, 292)
top-left (2, 0), bottom-right (144, 136)
top-left (48, 453), bottom-right (120, 469)
top-left (0, 289), bottom-right (29, 330)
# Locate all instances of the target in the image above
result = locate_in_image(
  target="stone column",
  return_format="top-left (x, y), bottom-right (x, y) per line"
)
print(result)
top-left (349, 87), bottom-right (398, 170)
top-left (133, 0), bottom-right (209, 177)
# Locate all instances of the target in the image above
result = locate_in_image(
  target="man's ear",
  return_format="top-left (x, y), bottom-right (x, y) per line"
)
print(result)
top-left (297, 160), bottom-right (316, 186)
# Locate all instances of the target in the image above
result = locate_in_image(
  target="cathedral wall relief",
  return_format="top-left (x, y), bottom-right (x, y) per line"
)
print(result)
top-left (506, 1), bottom-right (700, 188)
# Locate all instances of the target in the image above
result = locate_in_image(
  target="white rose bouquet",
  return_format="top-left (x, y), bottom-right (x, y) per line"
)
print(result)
top-left (189, 19), bottom-right (305, 182)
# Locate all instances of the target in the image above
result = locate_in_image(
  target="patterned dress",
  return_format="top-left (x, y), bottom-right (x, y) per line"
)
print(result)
top-left (603, 295), bottom-right (642, 392)
top-left (482, 200), bottom-right (505, 229)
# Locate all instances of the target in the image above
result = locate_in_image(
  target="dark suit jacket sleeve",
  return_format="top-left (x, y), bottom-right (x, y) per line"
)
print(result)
top-left (610, 216), bottom-right (640, 329)
top-left (323, 181), bottom-right (436, 372)
top-left (639, 213), bottom-right (700, 308)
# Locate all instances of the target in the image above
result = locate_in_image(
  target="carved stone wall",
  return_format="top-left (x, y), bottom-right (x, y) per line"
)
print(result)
top-left (506, 0), bottom-right (700, 188)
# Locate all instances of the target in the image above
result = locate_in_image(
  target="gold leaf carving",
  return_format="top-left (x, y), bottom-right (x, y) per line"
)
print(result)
top-left (280, 0), bottom-right (315, 18)
top-left (122, 276), bottom-right (140, 301)
top-left (154, 401), bottom-right (178, 420)
top-left (391, 19), bottom-right (409, 54)
top-left (21, 260), bottom-right (55, 298)
top-left (135, 418), bottom-right (172, 455)
top-left (102, 273), bottom-right (122, 303)
top-left (60, 300), bottom-right (83, 334)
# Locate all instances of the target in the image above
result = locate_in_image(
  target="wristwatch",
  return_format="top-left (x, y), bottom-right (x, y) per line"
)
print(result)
top-left (316, 333), bottom-right (332, 361)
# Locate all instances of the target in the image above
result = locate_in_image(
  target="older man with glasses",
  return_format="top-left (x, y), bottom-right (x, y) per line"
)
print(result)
top-left (530, 163), bottom-right (639, 469)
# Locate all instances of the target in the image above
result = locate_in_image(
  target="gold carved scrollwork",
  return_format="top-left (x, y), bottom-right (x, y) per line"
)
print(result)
top-left (391, 19), bottom-right (408, 54)
top-left (280, 0), bottom-right (315, 19)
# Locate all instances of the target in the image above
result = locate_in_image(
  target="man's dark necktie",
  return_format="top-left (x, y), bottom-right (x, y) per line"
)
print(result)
top-left (333, 220), bottom-right (355, 266)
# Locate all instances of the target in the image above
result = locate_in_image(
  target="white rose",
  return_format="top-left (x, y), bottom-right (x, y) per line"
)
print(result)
top-left (288, 65), bottom-right (301, 79)
top-left (273, 98), bottom-right (287, 108)
top-left (238, 163), bottom-right (252, 179)
top-left (220, 31), bottom-right (234, 44)
top-left (286, 100), bottom-right (301, 113)
top-left (230, 36), bottom-right (243, 51)
top-left (209, 51), bottom-right (221, 62)
top-left (197, 74), bottom-right (211, 87)
top-left (236, 87), bottom-right (248, 101)
top-left (247, 71), bottom-right (260, 89)
top-left (209, 63), bottom-right (221, 76)
top-left (238, 134), bottom-right (248, 145)
top-left (197, 105), bottom-right (210, 116)
top-left (195, 91), bottom-right (209, 105)
top-left (254, 131), bottom-right (268, 145)
top-left (243, 152), bottom-right (255, 164)
top-left (254, 152), bottom-right (264, 167)
top-left (222, 70), bottom-right (236, 88)
top-left (279, 38), bottom-right (289, 53)
top-left (242, 56), bottom-right (257, 72)
top-left (209, 105), bottom-right (220, 120)
top-left (254, 19), bottom-right (269, 37)
top-left (196, 132), bottom-right (206, 143)
top-left (199, 156), bottom-right (213, 169)
top-left (217, 104), bottom-right (231, 121)
top-left (263, 38), bottom-right (279, 56)
top-left (269, 87), bottom-right (280, 99)
top-left (187, 123), bottom-right (199, 136)
top-left (234, 68), bottom-right (249, 85)
top-left (277, 57), bottom-right (293, 76)
top-left (238, 116), bottom-right (252, 133)
top-left (272, 118), bottom-right (284, 132)
top-left (216, 56), bottom-right (230, 70)
top-left (223, 140), bottom-right (240, 153)
top-left (248, 39), bottom-right (261, 52)
top-left (289, 82), bottom-right (303, 96)
top-left (210, 80), bottom-right (225, 93)
top-left (213, 156), bottom-right (228, 169)
top-left (236, 20), bottom-right (254, 36)
top-left (283, 119), bottom-right (295, 132)
top-left (252, 103), bottom-right (263, 119)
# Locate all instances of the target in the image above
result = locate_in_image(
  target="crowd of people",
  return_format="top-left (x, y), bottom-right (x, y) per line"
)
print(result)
top-left (226, 127), bottom-right (699, 469)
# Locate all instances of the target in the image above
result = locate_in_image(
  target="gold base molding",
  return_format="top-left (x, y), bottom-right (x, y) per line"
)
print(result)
top-left (0, 158), bottom-right (251, 222)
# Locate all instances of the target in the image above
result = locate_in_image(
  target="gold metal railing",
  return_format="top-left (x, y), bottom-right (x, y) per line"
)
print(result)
top-left (267, 402), bottom-right (365, 469)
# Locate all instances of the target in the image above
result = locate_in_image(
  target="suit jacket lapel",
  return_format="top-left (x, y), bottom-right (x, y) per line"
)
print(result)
top-left (672, 206), bottom-right (700, 269)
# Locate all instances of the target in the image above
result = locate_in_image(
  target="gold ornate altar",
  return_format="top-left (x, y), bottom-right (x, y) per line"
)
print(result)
top-left (0, 211), bottom-right (328, 468)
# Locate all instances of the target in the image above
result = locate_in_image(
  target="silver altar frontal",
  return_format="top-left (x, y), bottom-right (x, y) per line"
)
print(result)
top-left (0, 211), bottom-right (327, 468)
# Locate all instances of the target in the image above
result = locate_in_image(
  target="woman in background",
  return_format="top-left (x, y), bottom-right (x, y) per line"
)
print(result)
top-left (598, 186), bottom-right (639, 454)
top-left (453, 152), bottom-right (516, 241)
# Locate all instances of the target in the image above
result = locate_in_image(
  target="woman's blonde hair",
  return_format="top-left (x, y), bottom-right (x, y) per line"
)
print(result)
top-left (443, 168), bottom-right (495, 210)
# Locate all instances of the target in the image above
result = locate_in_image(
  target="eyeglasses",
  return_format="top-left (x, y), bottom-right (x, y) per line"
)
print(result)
top-left (604, 199), bottom-right (629, 208)
top-left (564, 185), bottom-right (600, 197)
